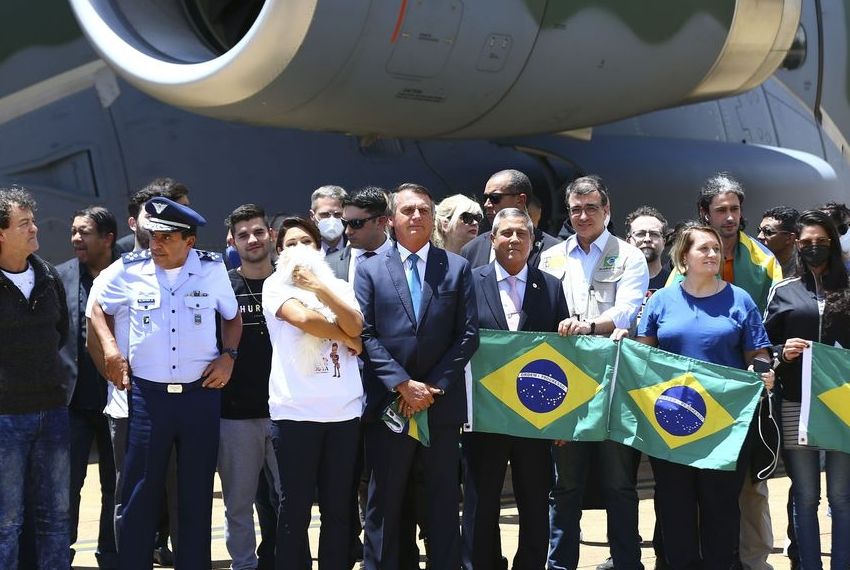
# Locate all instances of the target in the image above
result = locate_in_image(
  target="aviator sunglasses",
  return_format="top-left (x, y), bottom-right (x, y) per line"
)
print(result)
top-left (341, 214), bottom-right (381, 230)
top-left (482, 192), bottom-right (520, 205)
top-left (757, 226), bottom-right (792, 238)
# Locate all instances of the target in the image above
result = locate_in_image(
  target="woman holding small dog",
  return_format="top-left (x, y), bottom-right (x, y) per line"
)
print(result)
top-left (262, 216), bottom-right (364, 570)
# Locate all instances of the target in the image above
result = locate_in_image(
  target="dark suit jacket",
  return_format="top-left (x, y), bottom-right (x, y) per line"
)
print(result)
top-left (473, 262), bottom-right (569, 333)
top-left (355, 244), bottom-right (479, 425)
top-left (56, 257), bottom-right (81, 404)
top-left (326, 245), bottom-right (353, 281)
top-left (461, 228), bottom-right (561, 270)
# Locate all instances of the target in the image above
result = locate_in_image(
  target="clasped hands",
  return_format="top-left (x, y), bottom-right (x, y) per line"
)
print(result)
top-left (396, 379), bottom-right (442, 417)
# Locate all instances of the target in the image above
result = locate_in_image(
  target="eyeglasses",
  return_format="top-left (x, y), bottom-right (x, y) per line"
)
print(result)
top-left (341, 215), bottom-right (380, 230)
top-left (569, 204), bottom-right (603, 217)
top-left (458, 212), bottom-right (483, 225)
top-left (798, 238), bottom-right (832, 247)
top-left (758, 226), bottom-right (792, 238)
top-left (629, 230), bottom-right (663, 240)
top-left (482, 192), bottom-right (520, 205)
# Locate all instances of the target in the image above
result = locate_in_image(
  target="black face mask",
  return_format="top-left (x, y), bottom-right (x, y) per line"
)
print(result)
top-left (799, 245), bottom-right (830, 267)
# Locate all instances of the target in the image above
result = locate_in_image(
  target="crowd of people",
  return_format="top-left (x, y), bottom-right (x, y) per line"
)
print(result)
top-left (0, 168), bottom-right (848, 570)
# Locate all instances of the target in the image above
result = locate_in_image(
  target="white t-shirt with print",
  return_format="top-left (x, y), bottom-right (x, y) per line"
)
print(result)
top-left (262, 273), bottom-right (363, 422)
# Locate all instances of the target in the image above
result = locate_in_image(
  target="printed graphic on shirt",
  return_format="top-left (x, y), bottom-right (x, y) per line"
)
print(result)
top-left (236, 293), bottom-right (265, 329)
top-left (314, 340), bottom-right (344, 378)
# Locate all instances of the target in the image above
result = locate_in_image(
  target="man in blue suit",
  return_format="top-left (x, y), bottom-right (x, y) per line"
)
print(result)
top-left (355, 183), bottom-right (479, 570)
top-left (463, 208), bottom-right (569, 570)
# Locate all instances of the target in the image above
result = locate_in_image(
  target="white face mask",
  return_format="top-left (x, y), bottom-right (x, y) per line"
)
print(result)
top-left (317, 217), bottom-right (343, 242)
top-left (840, 228), bottom-right (850, 255)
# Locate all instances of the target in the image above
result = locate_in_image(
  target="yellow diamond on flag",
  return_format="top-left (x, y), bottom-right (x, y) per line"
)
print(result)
top-left (817, 382), bottom-right (850, 428)
top-left (479, 342), bottom-right (601, 430)
top-left (628, 373), bottom-right (735, 449)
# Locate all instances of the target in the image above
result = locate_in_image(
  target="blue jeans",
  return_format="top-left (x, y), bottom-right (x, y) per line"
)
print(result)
top-left (549, 440), bottom-right (643, 570)
top-left (783, 447), bottom-right (850, 570)
top-left (0, 406), bottom-right (70, 569)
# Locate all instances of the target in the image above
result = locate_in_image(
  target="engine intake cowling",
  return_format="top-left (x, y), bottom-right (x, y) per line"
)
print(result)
top-left (69, 0), bottom-right (801, 138)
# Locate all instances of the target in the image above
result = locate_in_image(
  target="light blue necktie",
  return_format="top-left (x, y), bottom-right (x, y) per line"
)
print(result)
top-left (407, 253), bottom-right (422, 321)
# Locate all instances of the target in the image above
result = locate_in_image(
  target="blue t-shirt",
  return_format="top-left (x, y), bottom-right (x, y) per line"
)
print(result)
top-left (637, 282), bottom-right (770, 370)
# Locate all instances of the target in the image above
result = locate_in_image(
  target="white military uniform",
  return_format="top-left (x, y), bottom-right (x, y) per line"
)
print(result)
top-left (96, 247), bottom-right (238, 568)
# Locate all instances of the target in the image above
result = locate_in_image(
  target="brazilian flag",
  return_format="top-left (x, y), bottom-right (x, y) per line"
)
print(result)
top-left (469, 329), bottom-right (612, 441)
top-left (608, 339), bottom-right (763, 470)
top-left (382, 396), bottom-right (430, 447)
top-left (800, 342), bottom-right (850, 453)
top-left (666, 231), bottom-right (782, 312)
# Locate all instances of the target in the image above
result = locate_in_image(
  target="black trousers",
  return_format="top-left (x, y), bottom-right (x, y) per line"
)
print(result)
top-left (650, 457), bottom-right (748, 570)
top-left (272, 418), bottom-right (360, 570)
top-left (461, 431), bottom-right (552, 570)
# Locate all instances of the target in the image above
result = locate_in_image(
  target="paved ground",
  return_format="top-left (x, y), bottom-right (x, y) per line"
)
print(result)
top-left (72, 462), bottom-right (830, 569)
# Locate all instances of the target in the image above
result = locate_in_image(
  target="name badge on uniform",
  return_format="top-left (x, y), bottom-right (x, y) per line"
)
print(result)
top-left (134, 294), bottom-right (160, 310)
top-left (185, 294), bottom-right (211, 327)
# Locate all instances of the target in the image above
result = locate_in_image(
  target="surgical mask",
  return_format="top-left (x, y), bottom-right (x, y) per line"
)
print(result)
top-left (840, 228), bottom-right (850, 255)
top-left (799, 245), bottom-right (830, 267)
top-left (317, 217), bottom-right (343, 242)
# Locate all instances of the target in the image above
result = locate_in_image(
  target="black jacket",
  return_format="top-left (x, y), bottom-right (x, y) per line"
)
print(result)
top-left (763, 276), bottom-right (848, 402)
top-left (0, 254), bottom-right (69, 413)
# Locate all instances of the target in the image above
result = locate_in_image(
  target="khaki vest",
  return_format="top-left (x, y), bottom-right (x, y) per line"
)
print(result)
top-left (540, 235), bottom-right (629, 322)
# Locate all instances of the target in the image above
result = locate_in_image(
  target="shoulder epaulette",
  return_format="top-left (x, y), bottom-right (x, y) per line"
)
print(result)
top-left (197, 249), bottom-right (223, 263)
top-left (122, 250), bottom-right (151, 264)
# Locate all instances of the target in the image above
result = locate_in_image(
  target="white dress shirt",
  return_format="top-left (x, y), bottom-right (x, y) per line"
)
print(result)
top-left (347, 237), bottom-right (393, 283)
top-left (397, 242), bottom-right (430, 286)
top-left (494, 262), bottom-right (528, 331)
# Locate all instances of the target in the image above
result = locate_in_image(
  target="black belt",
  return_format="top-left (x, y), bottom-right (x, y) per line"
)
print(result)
top-left (132, 377), bottom-right (205, 394)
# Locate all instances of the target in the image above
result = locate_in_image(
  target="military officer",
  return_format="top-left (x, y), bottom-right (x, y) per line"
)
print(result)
top-left (90, 196), bottom-right (242, 569)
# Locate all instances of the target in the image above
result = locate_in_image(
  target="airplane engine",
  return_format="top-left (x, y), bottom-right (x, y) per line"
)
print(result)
top-left (68, 0), bottom-right (801, 138)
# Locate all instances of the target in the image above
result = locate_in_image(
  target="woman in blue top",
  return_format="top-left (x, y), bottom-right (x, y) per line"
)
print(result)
top-left (637, 223), bottom-right (774, 570)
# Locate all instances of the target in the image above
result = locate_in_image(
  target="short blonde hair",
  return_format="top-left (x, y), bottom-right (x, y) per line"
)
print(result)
top-left (433, 194), bottom-right (482, 248)
top-left (670, 222), bottom-right (724, 275)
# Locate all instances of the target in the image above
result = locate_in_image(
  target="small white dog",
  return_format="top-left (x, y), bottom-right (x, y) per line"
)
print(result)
top-left (274, 245), bottom-right (351, 374)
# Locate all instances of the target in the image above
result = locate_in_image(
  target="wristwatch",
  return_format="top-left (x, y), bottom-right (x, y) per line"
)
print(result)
top-left (588, 321), bottom-right (596, 335)
top-left (222, 348), bottom-right (238, 360)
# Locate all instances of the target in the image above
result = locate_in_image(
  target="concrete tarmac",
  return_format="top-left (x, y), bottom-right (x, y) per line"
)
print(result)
top-left (72, 462), bottom-right (830, 569)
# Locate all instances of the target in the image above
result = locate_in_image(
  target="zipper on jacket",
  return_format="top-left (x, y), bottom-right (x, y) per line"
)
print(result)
top-left (814, 272), bottom-right (824, 343)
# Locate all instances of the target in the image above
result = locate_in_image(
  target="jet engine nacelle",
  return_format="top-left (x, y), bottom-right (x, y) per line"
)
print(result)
top-left (69, 0), bottom-right (800, 138)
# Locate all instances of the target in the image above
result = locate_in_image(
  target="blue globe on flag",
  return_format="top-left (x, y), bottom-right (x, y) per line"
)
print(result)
top-left (654, 385), bottom-right (707, 436)
top-left (516, 359), bottom-right (568, 413)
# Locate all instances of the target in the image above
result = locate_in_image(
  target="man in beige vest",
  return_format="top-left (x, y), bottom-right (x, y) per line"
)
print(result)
top-left (540, 176), bottom-right (648, 570)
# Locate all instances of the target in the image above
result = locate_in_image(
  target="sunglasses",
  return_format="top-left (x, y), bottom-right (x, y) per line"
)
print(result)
top-left (482, 192), bottom-right (520, 205)
top-left (341, 215), bottom-right (380, 230)
top-left (758, 226), bottom-right (791, 238)
top-left (458, 212), bottom-right (483, 225)
top-left (798, 238), bottom-right (831, 247)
